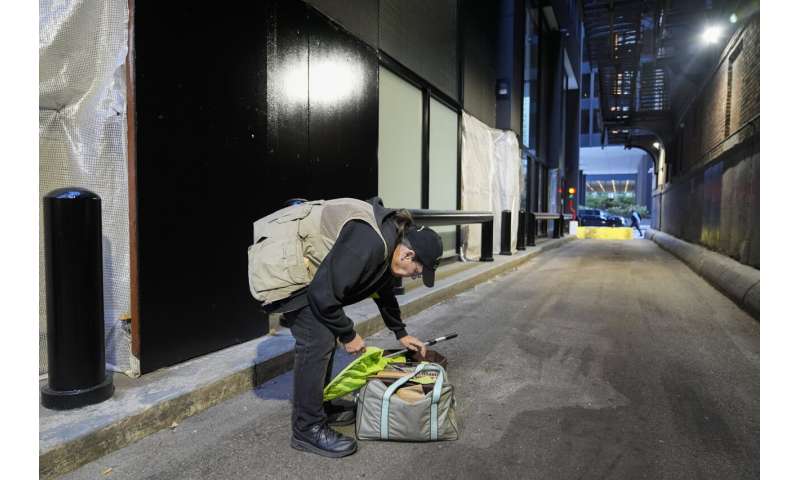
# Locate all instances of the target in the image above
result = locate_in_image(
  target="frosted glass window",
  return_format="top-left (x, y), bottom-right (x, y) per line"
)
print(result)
top-left (429, 98), bottom-right (458, 256)
top-left (378, 67), bottom-right (422, 209)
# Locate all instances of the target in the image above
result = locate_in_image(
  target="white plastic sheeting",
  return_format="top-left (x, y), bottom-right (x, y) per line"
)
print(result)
top-left (492, 129), bottom-right (521, 253)
top-left (460, 112), bottom-right (521, 259)
top-left (39, 0), bottom-right (136, 376)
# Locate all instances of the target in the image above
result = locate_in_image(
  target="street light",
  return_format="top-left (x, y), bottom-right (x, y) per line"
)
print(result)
top-left (701, 25), bottom-right (724, 45)
top-left (729, 13), bottom-right (738, 24)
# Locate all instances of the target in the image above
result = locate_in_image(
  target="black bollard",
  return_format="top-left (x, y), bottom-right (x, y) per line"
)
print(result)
top-left (499, 210), bottom-right (512, 255)
top-left (527, 212), bottom-right (537, 247)
top-left (41, 188), bottom-right (114, 410)
top-left (517, 210), bottom-right (527, 251)
top-left (552, 215), bottom-right (561, 239)
top-left (393, 276), bottom-right (405, 295)
top-left (479, 219), bottom-right (494, 262)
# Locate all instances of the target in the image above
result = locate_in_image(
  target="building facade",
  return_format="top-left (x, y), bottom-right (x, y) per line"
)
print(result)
top-left (40, 0), bottom-right (587, 374)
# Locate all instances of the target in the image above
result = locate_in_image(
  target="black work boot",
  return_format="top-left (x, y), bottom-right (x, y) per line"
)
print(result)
top-left (324, 399), bottom-right (356, 426)
top-left (291, 424), bottom-right (357, 458)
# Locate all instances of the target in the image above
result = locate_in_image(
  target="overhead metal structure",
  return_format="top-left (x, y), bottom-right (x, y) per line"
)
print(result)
top-left (582, 0), bottom-right (741, 147)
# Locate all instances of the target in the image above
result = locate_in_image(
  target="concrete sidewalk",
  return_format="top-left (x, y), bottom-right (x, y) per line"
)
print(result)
top-left (39, 235), bottom-right (575, 479)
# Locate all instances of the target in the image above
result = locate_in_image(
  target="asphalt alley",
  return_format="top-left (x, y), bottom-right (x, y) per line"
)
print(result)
top-left (64, 239), bottom-right (759, 480)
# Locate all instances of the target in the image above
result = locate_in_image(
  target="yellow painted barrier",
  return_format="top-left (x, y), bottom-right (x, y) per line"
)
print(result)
top-left (576, 226), bottom-right (634, 240)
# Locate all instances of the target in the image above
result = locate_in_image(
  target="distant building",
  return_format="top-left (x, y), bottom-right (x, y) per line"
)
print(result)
top-left (579, 146), bottom-right (653, 214)
top-left (579, 58), bottom-right (653, 214)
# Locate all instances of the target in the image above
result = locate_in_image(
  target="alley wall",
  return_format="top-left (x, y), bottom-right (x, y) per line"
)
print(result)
top-left (653, 15), bottom-right (759, 268)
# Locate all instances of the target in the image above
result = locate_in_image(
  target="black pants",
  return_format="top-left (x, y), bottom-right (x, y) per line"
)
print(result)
top-left (283, 305), bottom-right (337, 433)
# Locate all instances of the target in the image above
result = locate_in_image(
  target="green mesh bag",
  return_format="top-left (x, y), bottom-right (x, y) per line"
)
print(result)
top-left (323, 347), bottom-right (406, 401)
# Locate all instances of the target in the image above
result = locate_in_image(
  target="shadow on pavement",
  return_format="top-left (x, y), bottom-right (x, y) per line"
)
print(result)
top-left (253, 339), bottom-right (355, 401)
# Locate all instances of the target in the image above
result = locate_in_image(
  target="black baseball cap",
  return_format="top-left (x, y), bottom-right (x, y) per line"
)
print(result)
top-left (405, 225), bottom-right (443, 287)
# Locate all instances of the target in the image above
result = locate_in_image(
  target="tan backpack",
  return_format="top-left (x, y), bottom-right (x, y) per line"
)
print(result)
top-left (247, 198), bottom-right (388, 305)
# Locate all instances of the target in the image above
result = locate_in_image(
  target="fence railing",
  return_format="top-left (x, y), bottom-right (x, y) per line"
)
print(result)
top-left (408, 209), bottom-right (495, 262)
top-left (393, 208), bottom-right (572, 294)
top-left (280, 201), bottom-right (571, 295)
top-left (527, 212), bottom-right (572, 245)
top-left (392, 209), bottom-right (494, 294)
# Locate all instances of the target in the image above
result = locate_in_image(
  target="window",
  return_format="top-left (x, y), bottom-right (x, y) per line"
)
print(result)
top-left (522, 81), bottom-right (531, 147)
top-left (428, 98), bottom-right (458, 255)
top-left (581, 109), bottom-right (590, 134)
top-left (378, 67), bottom-right (423, 208)
top-left (593, 110), bottom-right (601, 133)
top-left (379, 65), bottom-right (461, 256)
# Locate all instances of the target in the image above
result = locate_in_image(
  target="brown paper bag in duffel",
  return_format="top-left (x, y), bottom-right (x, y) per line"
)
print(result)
top-left (356, 363), bottom-right (458, 442)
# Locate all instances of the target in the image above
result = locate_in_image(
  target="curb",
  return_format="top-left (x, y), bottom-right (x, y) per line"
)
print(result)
top-left (40, 236), bottom-right (575, 479)
top-left (644, 229), bottom-right (759, 319)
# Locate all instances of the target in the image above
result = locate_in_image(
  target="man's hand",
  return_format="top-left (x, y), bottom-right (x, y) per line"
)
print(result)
top-left (399, 335), bottom-right (427, 357)
top-left (343, 334), bottom-right (366, 354)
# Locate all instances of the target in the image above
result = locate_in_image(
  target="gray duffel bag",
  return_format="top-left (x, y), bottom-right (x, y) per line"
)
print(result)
top-left (355, 362), bottom-right (458, 442)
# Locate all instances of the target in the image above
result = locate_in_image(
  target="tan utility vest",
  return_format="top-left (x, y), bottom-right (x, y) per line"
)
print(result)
top-left (248, 198), bottom-right (388, 305)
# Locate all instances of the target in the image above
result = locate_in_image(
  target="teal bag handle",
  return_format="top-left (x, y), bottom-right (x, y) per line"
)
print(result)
top-left (379, 363), bottom-right (446, 441)
top-left (429, 364), bottom-right (446, 440)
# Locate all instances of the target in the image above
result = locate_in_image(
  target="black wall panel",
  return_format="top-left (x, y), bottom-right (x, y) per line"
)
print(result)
top-left (308, 12), bottom-right (379, 200)
top-left (462, 0), bottom-right (499, 127)
top-left (510, 0), bottom-right (524, 137)
top-left (303, 0), bottom-right (379, 48)
top-left (134, 1), bottom-right (378, 372)
top-left (495, 0), bottom-right (514, 131)
top-left (540, 31), bottom-right (565, 170)
top-left (379, 0), bottom-right (459, 101)
top-left (267, 0), bottom-right (312, 200)
top-left (495, 0), bottom-right (525, 136)
top-left (551, 0), bottom-right (582, 79)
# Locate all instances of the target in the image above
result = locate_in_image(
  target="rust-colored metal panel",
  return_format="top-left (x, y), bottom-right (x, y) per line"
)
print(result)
top-left (126, 0), bottom-right (140, 359)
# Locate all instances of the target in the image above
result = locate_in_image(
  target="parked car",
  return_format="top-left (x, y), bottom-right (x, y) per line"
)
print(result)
top-left (578, 208), bottom-right (608, 226)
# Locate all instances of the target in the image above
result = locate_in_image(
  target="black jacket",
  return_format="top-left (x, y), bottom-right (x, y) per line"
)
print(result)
top-left (265, 198), bottom-right (407, 343)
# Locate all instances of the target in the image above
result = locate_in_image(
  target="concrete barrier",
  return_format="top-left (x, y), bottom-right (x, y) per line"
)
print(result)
top-left (645, 229), bottom-right (759, 319)
top-left (576, 226), bottom-right (634, 240)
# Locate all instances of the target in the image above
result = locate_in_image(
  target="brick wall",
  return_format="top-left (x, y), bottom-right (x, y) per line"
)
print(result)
top-left (698, 66), bottom-right (728, 162)
top-left (731, 19), bottom-right (760, 133)
top-left (653, 15), bottom-right (760, 269)
top-left (672, 15), bottom-right (759, 174)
